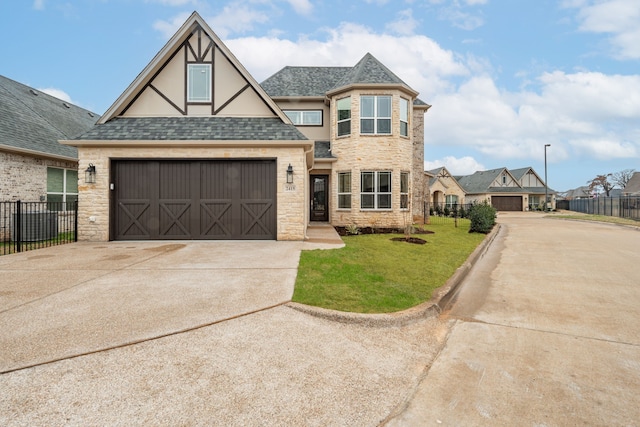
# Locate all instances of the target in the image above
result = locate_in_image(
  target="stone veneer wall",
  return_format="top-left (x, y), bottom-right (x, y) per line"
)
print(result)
top-left (1, 151), bottom-right (77, 201)
top-left (329, 89), bottom-right (417, 228)
top-left (77, 146), bottom-right (308, 242)
top-left (411, 108), bottom-right (426, 222)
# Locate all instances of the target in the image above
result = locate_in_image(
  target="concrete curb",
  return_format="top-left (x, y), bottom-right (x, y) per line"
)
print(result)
top-left (287, 223), bottom-right (502, 327)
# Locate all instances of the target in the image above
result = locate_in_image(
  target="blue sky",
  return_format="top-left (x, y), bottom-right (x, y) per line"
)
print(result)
top-left (1, 0), bottom-right (638, 192)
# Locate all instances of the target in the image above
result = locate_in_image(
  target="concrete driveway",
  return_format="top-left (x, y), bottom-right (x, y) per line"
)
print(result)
top-left (0, 241), bottom-right (302, 373)
top-left (0, 234), bottom-right (450, 426)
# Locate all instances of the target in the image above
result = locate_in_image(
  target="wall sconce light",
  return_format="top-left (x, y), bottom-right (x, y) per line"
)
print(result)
top-left (85, 163), bottom-right (96, 184)
top-left (286, 164), bottom-right (294, 184)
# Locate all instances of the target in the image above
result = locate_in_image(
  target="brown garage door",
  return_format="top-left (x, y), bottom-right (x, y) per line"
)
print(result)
top-left (491, 196), bottom-right (523, 211)
top-left (112, 160), bottom-right (276, 240)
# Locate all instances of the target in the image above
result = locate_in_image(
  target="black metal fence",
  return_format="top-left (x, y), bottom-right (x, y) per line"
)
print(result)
top-left (567, 196), bottom-right (640, 221)
top-left (424, 202), bottom-right (474, 226)
top-left (0, 200), bottom-right (78, 256)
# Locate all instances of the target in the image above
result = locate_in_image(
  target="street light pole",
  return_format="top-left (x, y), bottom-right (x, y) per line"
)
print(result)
top-left (544, 144), bottom-right (551, 211)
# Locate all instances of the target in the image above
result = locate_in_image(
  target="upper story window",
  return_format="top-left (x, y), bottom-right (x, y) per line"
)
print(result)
top-left (187, 64), bottom-right (211, 102)
top-left (400, 98), bottom-right (409, 137)
top-left (337, 97), bottom-right (351, 137)
top-left (284, 110), bottom-right (322, 126)
top-left (361, 95), bottom-right (391, 135)
top-left (47, 167), bottom-right (78, 211)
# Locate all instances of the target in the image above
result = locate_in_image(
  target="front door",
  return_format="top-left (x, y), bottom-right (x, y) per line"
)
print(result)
top-left (310, 175), bottom-right (329, 222)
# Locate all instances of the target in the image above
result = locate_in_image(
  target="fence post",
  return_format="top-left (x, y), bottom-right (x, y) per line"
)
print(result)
top-left (15, 200), bottom-right (22, 253)
top-left (74, 200), bottom-right (79, 242)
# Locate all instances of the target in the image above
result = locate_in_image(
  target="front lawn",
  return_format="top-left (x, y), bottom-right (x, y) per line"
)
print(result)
top-left (292, 223), bottom-right (486, 313)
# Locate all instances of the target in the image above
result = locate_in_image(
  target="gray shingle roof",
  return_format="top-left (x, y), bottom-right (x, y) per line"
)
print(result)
top-left (0, 75), bottom-right (98, 158)
top-left (314, 140), bottom-right (334, 159)
top-left (261, 53), bottom-right (425, 104)
top-left (333, 53), bottom-right (407, 89)
top-left (261, 67), bottom-right (351, 97)
top-left (456, 168), bottom-right (507, 194)
top-left (76, 117), bottom-right (308, 141)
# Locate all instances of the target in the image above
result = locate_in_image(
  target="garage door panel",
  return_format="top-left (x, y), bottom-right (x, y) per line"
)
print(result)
top-left (159, 200), bottom-right (192, 237)
top-left (200, 200), bottom-right (233, 237)
top-left (113, 160), bottom-right (276, 240)
top-left (492, 196), bottom-right (523, 211)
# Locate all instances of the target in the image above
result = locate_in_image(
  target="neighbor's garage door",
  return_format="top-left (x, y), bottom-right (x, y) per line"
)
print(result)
top-left (491, 196), bottom-right (523, 211)
top-left (112, 160), bottom-right (276, 240)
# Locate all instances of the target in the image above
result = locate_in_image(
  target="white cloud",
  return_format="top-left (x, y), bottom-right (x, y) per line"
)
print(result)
top-left (145, 0), bottom-right (197, 5)
top-left (33, 0), bottom-right (45, 10)
top-left (567, 0), bottom-right (640, 59)
top-left (152, 12), bottom-right (192, 39)
top-left (227, 22), bottom-right (469, 91)
top-left (286, 0), bottom-right (313, 15)
top-left (386, 9), bottom-right (419, 36)
top-left (38, 87), bottom-right (73, 103)
top-left (425, 156), bottom-right (485, 175)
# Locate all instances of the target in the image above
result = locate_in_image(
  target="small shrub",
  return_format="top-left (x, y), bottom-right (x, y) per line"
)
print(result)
top-left (345, 224), bottom-right (360, 235)
top-left (468, 201), bottom-right (497, 234)
top-left (458, 206), bottom-right (466, 219)
top-left (443, 206), bottom-right (451, 217)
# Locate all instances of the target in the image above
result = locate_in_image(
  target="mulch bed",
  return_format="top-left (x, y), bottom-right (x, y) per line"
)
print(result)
top-left (390, 237), bottom-right (427, 244)
top-left (333, 226), bottom-right (433, 244)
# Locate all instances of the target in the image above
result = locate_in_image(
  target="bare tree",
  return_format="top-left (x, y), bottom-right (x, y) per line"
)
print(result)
top-left (611, 169), bottom-right (636, 189)
top-left (587, 174), bottom-right (615, 196)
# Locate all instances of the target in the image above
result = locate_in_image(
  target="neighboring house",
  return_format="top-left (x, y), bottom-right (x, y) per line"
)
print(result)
top-left (455, 167), bottom-right (555, 211)
top-left (563, 186), bottom-right (591, 200)
top-left (0, 75), bottom-right (98, 204)
top-left (622, 172), bottom-right (640, 196)
top-left (61, 12), bottom-right (430, 242)
top-left (427, 167), bottom-right (466, 207)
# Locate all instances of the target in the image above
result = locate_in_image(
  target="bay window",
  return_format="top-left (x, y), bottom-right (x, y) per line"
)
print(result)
top-left (337, 97), bottom-right (351, 137)
top-left (360, 95), bottom-right (391, 134)
top-left (338, 172), bottom-right (352, 209)
top-left (361, 171), bottom-right (391, 210)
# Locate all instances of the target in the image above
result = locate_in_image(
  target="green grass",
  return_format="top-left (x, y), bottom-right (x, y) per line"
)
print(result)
top-left (292, 223), bottom-right (486, 313)
top-left (552, 214), bottom-right (640, 228)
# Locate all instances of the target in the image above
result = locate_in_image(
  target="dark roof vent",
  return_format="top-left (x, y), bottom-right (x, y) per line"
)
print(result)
top-left (30, 89), bottom-right (39, 96)
top-left (62, 102), bottom-right (70, 108)
top-left (88, 112), bottom-right (94, 118)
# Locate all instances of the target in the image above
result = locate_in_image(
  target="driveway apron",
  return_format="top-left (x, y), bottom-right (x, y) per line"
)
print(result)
top-left (388, 213), bottom-right (640, 425)
top-left (0, 241), bottom-right (301, 373)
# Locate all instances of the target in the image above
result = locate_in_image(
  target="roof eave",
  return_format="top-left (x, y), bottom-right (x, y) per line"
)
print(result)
top-left (325, 83), bottom-right (419, 98)
top-left (1, 143), bottom-right (77, 163)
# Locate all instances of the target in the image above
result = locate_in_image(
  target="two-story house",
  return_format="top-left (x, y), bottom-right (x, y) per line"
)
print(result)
top-left (62, 12), bottom-right (430, 242)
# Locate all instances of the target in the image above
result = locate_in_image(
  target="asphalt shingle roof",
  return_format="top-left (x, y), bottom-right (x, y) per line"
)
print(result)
top-left (261, 67), bottom-right (352, 97)
top-left (76, 117), bottom-right (308, 141)
top-left (0, 75), bottom-right (99, 158)
top-left (314, 140), bottom-right (334, 159)
top-left (261, 53), bottom-right (428, 108)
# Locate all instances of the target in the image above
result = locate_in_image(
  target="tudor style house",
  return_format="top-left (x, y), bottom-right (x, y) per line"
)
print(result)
top-left (455, 167), bottom-right (556, 211)
top-left (61, 12), bottom-right (430, 242)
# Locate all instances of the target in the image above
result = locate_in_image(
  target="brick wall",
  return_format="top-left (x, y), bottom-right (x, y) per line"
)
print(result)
top-left (0, 151), bottom-right (77, 201)
top-left (77, 146), bottom-right (308, 241)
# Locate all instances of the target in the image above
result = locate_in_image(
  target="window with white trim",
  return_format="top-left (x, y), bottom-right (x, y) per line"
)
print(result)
top-left (400, 98), bottom-right (409, 137)
top-left (187, 64), bottom-right (211, 102)
top-left (337, 97), bottom-right (351, 136)
top-left (360, 95), bottom-right (391, 134)
top-left (400, 172), bottom-right (409, 209)
top-left (47, 167), bottom-right (78, 211)
top-left (338, 172), bottom-right (352, 209)
top-left (445, 194), bottom-right (459, 208)
top-left (361, 171), bottom-right (391, 209)
top-left (284, 110), bottom-right (322, 126)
